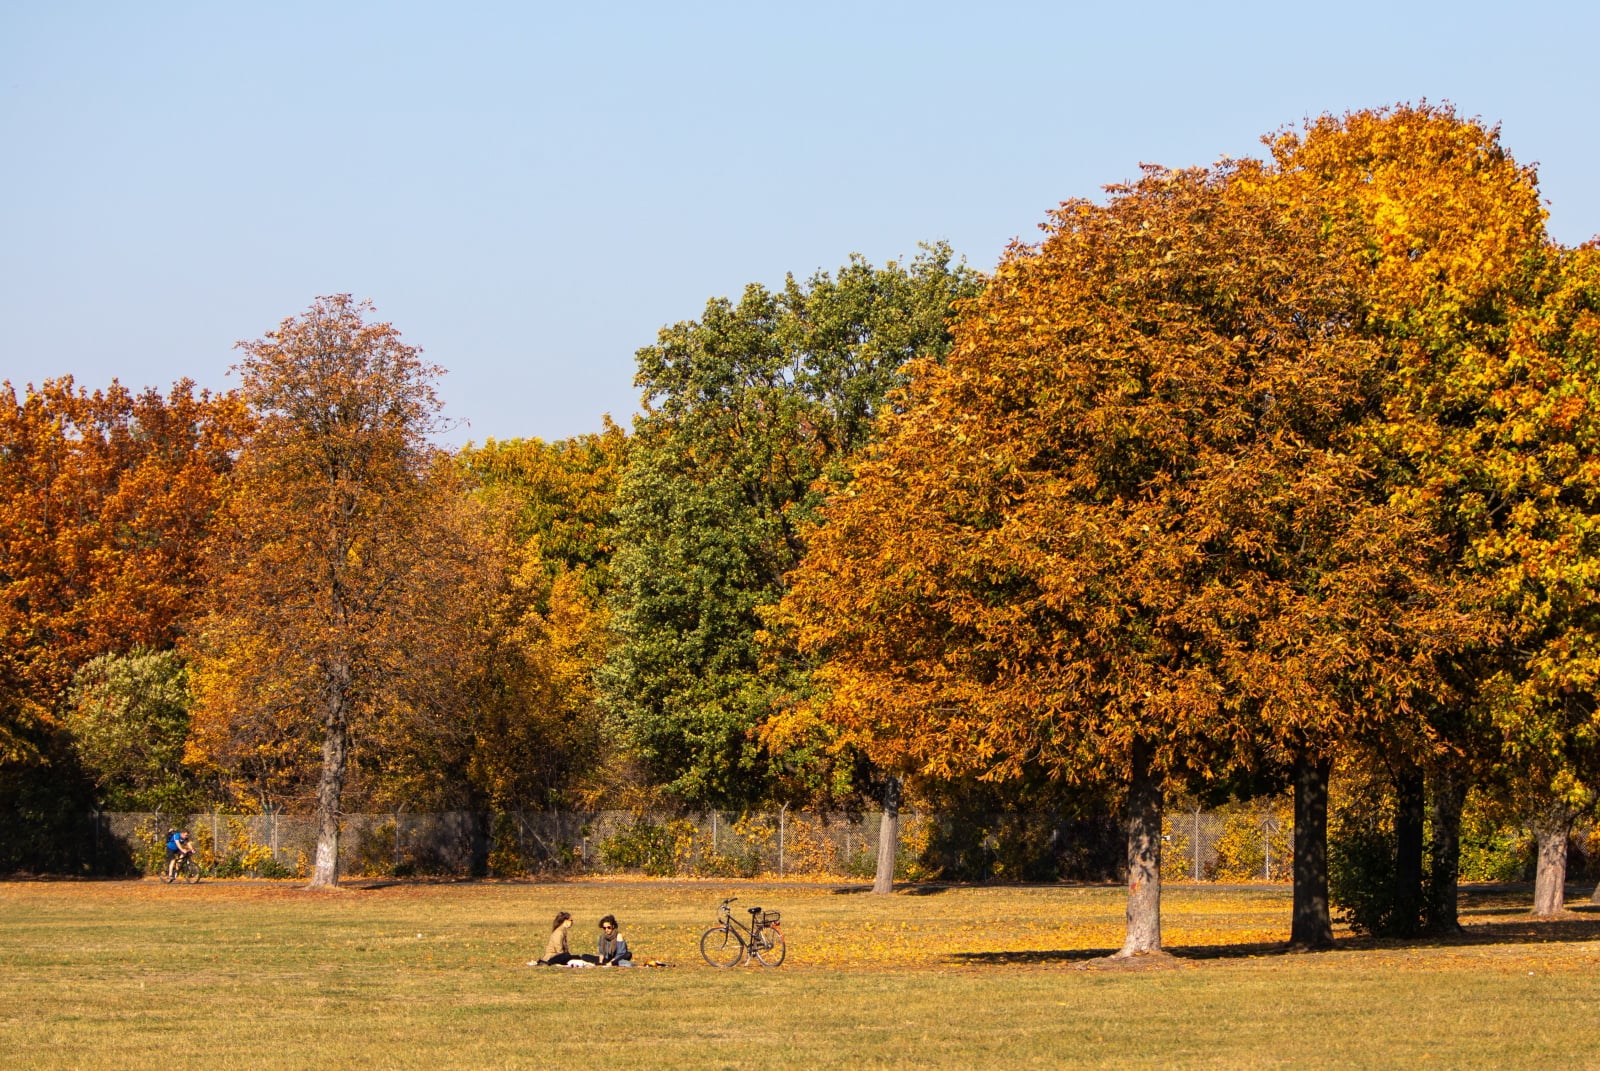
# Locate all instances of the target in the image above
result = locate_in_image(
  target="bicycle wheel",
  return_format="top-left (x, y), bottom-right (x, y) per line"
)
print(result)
top-left (699, 925), bottom-right (745, 968)
top-left (753, 926), bottom-right (786, 967)
top-left (181, 858), bottom-right (201, 884)
top-left (161, 862), bottom-right (176, 884)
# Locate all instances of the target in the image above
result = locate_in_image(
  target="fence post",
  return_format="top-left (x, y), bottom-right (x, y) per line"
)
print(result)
top-left (778, 804), bottom-right (788, 877)
top-left (212, 811), bottom-right (220, 859)
top-left (711, 811), bottom-right (718, 853)
top-left (1262, 813), bottom-right (1279, 881)
top-left (1193, 805), bottom-right (1202, 881)
top-left (394, 807), bottom-right (404, 873)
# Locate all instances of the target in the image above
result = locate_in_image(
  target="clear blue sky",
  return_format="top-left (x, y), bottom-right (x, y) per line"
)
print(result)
top-left (4, 1), bottom-right (1597, 446)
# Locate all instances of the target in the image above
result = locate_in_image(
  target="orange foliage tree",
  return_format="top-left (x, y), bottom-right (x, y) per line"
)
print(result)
top-left (776, 104), bottom-right (1600, 951)
top-left (187, 296), bottom-right (484, 886)
top-left (0, 378), bottom-right (247, 868)
top-left (0, 378), bottom-right (249, 704)
top-left (772, 113), bottom-right (1540, 953)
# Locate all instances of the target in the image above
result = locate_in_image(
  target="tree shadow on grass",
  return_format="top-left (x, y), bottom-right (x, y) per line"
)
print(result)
top-left (950, 941), bottom-right (1296, 965)
top-left (830, 884), bottom-right (954, 895)
top-left (947, 948), bottom-right (1120, 966)
top-left (1167, 914), bottom-right (1600, 960)
top-left (945, 915), bottom-right (1600, 967)
top-left (1441, 915), bottom-right (1600, 945)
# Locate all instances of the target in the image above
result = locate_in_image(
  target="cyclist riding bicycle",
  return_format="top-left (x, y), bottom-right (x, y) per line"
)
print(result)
top-left (164, 829), bottom-right (194, 880)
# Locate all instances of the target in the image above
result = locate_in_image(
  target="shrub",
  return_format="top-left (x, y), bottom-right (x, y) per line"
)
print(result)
top-left (1210, 797), bottom-right (1293, 882)
top-left (835, 814), bottom-right (937, 881)
top-left (597, 817), bottom-right (695, 876)
top-left (695, 814), bottom-right (769, 878)
top-left (486, 814), bottom-right (527, 878)
top-left (1458, 792), bottom-right (1532, 882)
top-left (197, 816), bottom-right (293, 878)
top-left (779, 815), bottom-right (844, 875)
top-left (1328, 823), bottom-right (1397, 936)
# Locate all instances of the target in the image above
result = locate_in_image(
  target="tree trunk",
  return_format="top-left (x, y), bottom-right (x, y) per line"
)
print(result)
top-left (1531, 809), bottom-right (1571, 917)
top-left (1392, 761), bottom-right (1425, 936)
top-left (309, 666), bottom-right (351, 889)
top-left (1290, 752), bottom-right (1333, 950)
top-left (872, 776), bottom-right (901, 896)
top-left (1425, 764), bottom-right (1466, 934)
top-left (1117, 737), bottom-right (1163, 956)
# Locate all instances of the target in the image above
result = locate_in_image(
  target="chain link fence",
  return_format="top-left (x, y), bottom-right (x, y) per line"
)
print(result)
top-left (83, 802), bottom-right (1299, 881)
top-left (95, 809), bottom-right (906, 879)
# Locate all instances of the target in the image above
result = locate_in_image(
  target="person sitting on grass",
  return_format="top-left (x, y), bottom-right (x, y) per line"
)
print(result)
top-left (531, 911), bottom-right (580, 965)
top-left (597, 915), bottom-right (633, 967)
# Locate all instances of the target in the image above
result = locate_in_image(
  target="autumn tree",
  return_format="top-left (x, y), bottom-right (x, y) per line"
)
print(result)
top-left (1463, 240), bottom-right (1600, 915)
top-left (1269, 107), bottom-right (1600, 924)
top-left (0, 378), bottom-right (247, 870)
top-left (602, 247), bottom-right (979, 810)
top-left (0, 379), bottom-right (248, 707)
top-left (773, 152), bottom-right (1475, 953)
top-left (456, 427), bottom-right (627, 811)
top-left (459, 424), bottom-right (626, 597)
top-left (188, 296), bottom-right (475, 886)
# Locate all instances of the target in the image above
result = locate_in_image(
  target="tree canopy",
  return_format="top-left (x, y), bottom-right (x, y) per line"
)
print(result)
top-left (602, 246), bottom-right (980, 807)
top-left (771, 104), bottom-right (1593, 947)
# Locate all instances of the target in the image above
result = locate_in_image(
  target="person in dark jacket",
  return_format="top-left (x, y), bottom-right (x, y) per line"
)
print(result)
top-left (597, 914), bottom-right (633, 966)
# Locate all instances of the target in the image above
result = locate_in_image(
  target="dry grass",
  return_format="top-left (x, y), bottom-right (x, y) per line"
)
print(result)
top-left (3, 878), bottom-right (1599, 1069)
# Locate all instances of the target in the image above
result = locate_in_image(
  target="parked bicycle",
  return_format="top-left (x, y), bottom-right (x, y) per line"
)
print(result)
top-left (162, 855), bottom-right (202, 884)
top-left (700, 897), bottom-right (785, 968)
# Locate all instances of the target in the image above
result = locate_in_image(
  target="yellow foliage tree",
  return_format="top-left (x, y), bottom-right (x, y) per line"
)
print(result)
top-left (456, 430), bottom-right (626, 815)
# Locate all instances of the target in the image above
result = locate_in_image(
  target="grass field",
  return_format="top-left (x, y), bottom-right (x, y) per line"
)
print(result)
top-left (5, 878), bottom-right (1600, 1070)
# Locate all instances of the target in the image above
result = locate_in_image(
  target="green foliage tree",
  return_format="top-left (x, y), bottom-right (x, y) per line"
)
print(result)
top-left (602, 246), bottom-right (980, 808)
top-left (63, 647), bottom-right (195, 813)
